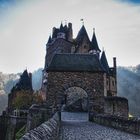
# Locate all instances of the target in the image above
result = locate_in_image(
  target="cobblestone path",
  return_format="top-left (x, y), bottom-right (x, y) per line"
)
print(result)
top-left (61, 112), bottom-right (140, 140)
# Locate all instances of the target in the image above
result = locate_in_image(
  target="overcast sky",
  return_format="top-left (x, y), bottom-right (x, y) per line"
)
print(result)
top-left (0, 0), bottom-right (140, 73)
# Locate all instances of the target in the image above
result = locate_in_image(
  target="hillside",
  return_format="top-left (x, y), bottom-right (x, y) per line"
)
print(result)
top-left (117, 65), bottom-right (140, 116)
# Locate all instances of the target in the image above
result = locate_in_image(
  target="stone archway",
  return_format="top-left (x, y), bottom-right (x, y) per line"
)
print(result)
top-left (46, 71), bottom-right (105, 120)
top-left (63, 86), bottom-right (88, 112)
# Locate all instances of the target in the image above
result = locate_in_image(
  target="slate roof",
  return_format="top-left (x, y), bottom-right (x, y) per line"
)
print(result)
top-left (47, 54), bottom-right (105, 72)
top-left (100, 51), bottom-right (110, 74)
top-left (47, 36), bottom-right (52, 44)
top-left (76, 25), bottom-right (91, 45)
top-left (91, 30), bottom-right (101, 52)
top-left (11, 70), bottom-right (33, 92)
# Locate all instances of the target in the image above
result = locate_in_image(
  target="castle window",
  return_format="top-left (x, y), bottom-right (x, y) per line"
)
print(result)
top-left (84, 45), bottom-right (86, 49)
top-left (112, 80), bottom-right (115, 86)
top-left (57, 33), bottom-right (66, 39)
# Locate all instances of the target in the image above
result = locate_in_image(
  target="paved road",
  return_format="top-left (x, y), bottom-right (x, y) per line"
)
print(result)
top-left (61, 112), bottom-right (140, 140)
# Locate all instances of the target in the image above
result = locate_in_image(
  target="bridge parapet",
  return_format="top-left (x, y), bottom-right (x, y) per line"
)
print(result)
top-left (92, 114), bottom-right (140, 135)
top-left (21, 112), bottom-right (60, 140)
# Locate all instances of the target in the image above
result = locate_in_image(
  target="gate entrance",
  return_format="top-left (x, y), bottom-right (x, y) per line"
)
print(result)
top-left (64, 87), bottom-right (88, 112)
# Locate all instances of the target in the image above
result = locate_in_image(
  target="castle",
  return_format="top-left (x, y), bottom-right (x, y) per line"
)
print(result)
top-left (1, 22), bottom-right (135, 140)
top-left (42, 22), bottom-right (128, 118)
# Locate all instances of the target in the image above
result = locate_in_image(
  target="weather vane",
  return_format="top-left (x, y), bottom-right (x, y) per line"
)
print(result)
top-left (80, 19), bottom-right (84, 25)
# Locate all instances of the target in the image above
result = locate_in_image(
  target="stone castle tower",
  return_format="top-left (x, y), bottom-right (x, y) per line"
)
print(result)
top-left (42, 22), bottom-right (128, 119)
top-left (8, 70), bottom-right (33, 114)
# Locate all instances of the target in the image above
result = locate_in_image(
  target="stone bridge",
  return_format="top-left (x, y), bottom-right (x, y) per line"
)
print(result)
top-left (21, 111), bottom-right (140, 140)
top-left (61, 112), bottom-right (140, 140)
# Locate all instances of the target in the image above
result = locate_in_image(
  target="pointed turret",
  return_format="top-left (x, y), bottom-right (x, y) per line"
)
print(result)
top-left (76, 25), bottom-right (90, 45)
top-left (18, 69), bottom-right (33, 91)
top-left (64, 24), bottom-right (67, 30)
top-left (67, 23), bottom-right (73, 41)
top-left (91, 28), bottom-right (101, 52)
top-left (11, 69), bottom-right (33, 92)
top-left (47, 35), bottom-right (52, 44)
top-left (52, 27), bottom-right (59, 39)
top-left (60, 22), bottom-right (64, 32)
top-left (100, 51), bottom-right (110, 74)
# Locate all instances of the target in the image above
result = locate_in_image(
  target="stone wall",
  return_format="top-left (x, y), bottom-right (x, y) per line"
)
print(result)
top-left (26, 104), bottom-right (50, 131)
top-left (6, 115), bottom-right (27, 140)
top-left (0, 114), bottom-right (8, 140)
top-left (104, 96), bottom-right (128, 118)
top-left (106, 75), bottom-right (117, 96)
top-left (21, 112), bottom-right (61, 140)
top-left (92, 114), bottom-right (140, 135)
top-left (46, 72), bottom-right (105, 119)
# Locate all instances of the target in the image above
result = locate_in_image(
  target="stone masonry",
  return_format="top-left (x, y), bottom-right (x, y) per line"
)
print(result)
top-left (46, 71), bottom-right (105, 118)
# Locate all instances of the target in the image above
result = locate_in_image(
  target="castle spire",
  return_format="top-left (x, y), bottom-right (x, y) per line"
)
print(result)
top-left (100, 51), bottom-right (110, 74)
top-left (47, 35), bottom-right (52, 44)
top-left (80, 19), bottom-right (84, 26)
top-left (91, 28), bottom-right (101, 52)
top-left (60, 22), bottom-right (64, 32)
top-left (76, 24), bottom-right (90, 45)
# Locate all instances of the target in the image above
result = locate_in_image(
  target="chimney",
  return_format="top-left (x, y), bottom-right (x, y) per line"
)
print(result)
top-left (68, 23), bottom-right (73, 41)
top-left (113, 57), bottom-right (117, 76)
top-left (113, 57), bottom-right (117, 94)
top-left (113, 57), bottom-right (116, 69)
top-left (52, 27), bottom-right (56, 38)
top-left (68, 22), bottom-right (72, 29)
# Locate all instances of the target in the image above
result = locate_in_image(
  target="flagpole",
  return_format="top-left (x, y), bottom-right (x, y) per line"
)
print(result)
top-left (80, 19), bottom-right (84, 25)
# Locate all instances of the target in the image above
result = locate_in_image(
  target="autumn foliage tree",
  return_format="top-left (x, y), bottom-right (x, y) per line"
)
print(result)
top-left (12, 90), bottom-right (43, 110)
top-left (12, 90), bottom-right (33, 110)
top-left (33, 91), bottom-right (43, 104)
